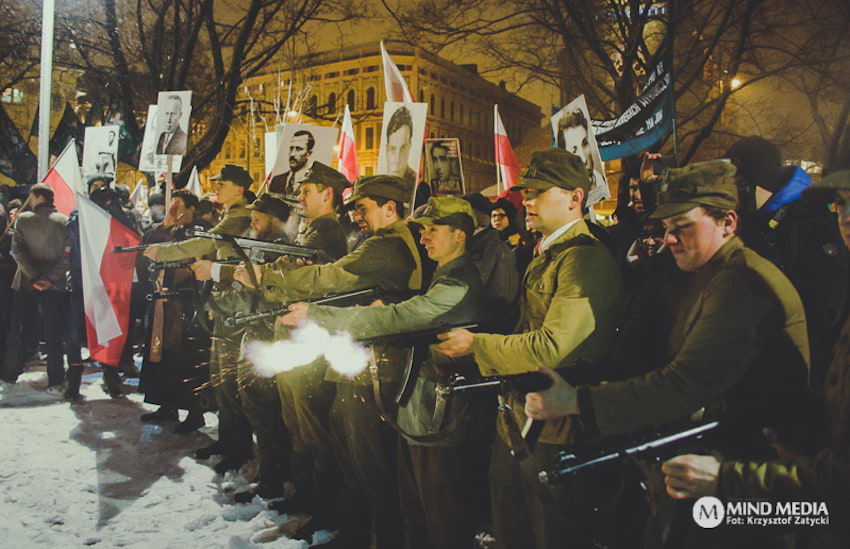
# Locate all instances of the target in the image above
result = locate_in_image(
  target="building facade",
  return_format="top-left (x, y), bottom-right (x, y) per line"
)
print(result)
top-left (206, 41), bottom-right (543, 194)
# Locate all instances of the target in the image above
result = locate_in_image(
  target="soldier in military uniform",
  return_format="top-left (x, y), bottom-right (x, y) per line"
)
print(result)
top-left (143, 164), bottom-right (254, 472)
top-left (660, 170), bottom-right (850, 549)
top-left (259, 166), bottom-right (350, 529)
top-left (192, 193), bottom-right (293, 501)
top-left (234, 175), bottom-right (423, 548)
top-left (525, 160), bottom-right (812, 548)
top-left (437, 150), bottom-right (625, 549)
top-left (281, 196), bottom-right (486, 548)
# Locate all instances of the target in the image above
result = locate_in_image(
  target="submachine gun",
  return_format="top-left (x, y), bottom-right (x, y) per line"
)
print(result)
top-left (223, 286), bottom-right (416, 328)
top-left (539, 420), bottom-right (719, 485)
top-left (187, 227), bottom-right (320, 261)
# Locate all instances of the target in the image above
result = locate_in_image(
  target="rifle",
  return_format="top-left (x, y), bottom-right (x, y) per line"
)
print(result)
top-left (146, 288), bottom-right (194, 301)
top-left (357, 322), bottom-right (477, 408)
top-left (538, 421), bottom-right (719, 485)
top-left (148, 257), bottom-right (242, 271)
top-left (222, 287), bottom-right (414, 328)
top-left (359, 322), bottom-right (478, 348)
top-left (188, 227), bottom-right (319, 260)
top-left (439, 371), bottom-right (553, 395)
top-left (114, 244), bottom-right (154, 253)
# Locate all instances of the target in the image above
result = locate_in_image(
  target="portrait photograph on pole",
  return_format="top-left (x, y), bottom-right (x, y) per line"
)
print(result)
top-left (551, 94), bottom-right (609, 205)
top-left (153, 90), bottom-right (193, 172)
top-left (268, 122), bottom-right (339, 199)
top-left (377, 101), bottom-right (428, 188)
top-left (137, 104), bottom-right (159, 173)
top-left (82, 125), bottom-right (119, 180)
top-left (424, 138), bottom-right (465, 196)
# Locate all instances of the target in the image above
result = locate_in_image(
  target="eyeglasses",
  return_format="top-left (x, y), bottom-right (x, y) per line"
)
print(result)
top-left (491, 213), bottom-right (507, 219)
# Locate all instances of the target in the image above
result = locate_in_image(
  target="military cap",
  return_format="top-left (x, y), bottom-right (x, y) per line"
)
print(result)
top-left (248, 192), bottom-right (290, 222)
top-left (301, 161), bottom-right (350, 194)
top-left (513, 149), bottom-right (592, 193)
top-left (414, 196), bottom-right (477, 234)
top-left (650, 160), bottom-right (739, 219)
top-left (803, 170), bottom-right (850, 202)
top-left (344, 174), bottom-right (411, 207)
top-left (210, 164), bottom-right (252, 188)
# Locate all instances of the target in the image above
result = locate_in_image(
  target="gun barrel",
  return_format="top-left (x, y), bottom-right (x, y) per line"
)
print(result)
top-left (541, 421), bottom-right (719, 484)
top-left (114, 245), bottom-right (150, 253)
top-left (224, 287), bottom-right (386, 328)
top-left (189, 228), bottom-right (319, 258)
top-left (448, 371), bottom-right (553, 394)
top-left (146, 289), bottom-right (192, 301)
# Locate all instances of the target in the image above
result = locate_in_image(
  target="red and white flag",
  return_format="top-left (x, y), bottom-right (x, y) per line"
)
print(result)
top-left (494, 105), bottom-right (523, 210)
top-left (381, 41), bottom-right (414, 103)
top-left (44, 139), bottom-right (83, 216)
top-left (187, 165), bottom-right (203, 197)
top-left (337, 105), bottom-right (360, 183)
top-left (78, 194), bottom-right (140, 366)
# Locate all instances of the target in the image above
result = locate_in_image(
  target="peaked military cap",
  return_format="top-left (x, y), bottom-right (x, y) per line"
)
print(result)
top-left (344, 175), bottom-right (411, 208)
top-left (414, 196), bottom-right (477, 234)
top-left (248, 192), bottom-right (290, 222)
top-left (651, 160), bottom-right (739, 219)
top-left (211, 164), bottom-right (252, 188)
top-left (302, 161), bottom-right (350, 194)
top-left (803, 170), bottom-right (850, 202)
top-left (514, 149), bottom-right (593, 193)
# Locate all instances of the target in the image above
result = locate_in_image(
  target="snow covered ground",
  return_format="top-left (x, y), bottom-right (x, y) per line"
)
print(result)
top-left (0, 365), bottom-right (330, 548)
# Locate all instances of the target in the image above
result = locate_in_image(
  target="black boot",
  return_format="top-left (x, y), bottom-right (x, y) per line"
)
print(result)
top-left (63, 365), bottom-right (84, 403)
top-left (195, 441), bottom-right (226, 460)
top-left (141, 406), bottom-right (179, 423)
top-left (101, 366), bottom-right (124, 398)
top-left (173, 412), bottom-right (205, 434)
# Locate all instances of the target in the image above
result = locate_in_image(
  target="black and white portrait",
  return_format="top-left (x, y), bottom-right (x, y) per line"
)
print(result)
top-left (155, 91), bottom-right (192, 157)
top-left (82, 126), bottom-right (119, 180)
top-left (377, 102), bottom-right (428, 186)
top-left (551, 94), bottom-right (609, 205)
top-left (425, 138), bottom-right (464, 196)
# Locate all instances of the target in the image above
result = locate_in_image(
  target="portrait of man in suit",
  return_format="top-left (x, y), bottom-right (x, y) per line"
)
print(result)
top-left (268, 129), bottom-right (315, 197)
top-left (155, 94), bottom-right (187, 156)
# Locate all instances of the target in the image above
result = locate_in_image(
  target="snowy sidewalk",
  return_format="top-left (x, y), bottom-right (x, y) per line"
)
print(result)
top-left (0, 369), bottom-right (326, 548)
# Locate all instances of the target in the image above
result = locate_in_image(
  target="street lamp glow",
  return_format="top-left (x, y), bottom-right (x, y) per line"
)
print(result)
top-left (731, 78), bottom-right (741, 89)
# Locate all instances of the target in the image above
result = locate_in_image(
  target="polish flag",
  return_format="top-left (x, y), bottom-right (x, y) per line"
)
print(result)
top-left (44, 139), bottom-right (83, 216)
top-left (337, 105), bottom-right (360, 183)
top-left (494, 105), bottom-right (523, 211)
top-left (78, 194), bottom-right (140, 366)
top-left (186, 165), bottom-right (203, 197)
top-left (381, 41), bottom-right (414, 103)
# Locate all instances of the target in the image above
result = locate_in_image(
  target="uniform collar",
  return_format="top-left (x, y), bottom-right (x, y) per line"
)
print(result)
top-left (539, 217), bottom-right (582, 253)
top-left (433, 253), bottom-right (470, 278)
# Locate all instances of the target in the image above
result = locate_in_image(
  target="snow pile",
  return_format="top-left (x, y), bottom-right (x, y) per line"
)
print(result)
top-left (0, 368), bottom-right (327, 548)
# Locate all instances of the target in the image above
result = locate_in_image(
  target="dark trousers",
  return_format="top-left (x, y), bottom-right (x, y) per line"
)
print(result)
top-left (329, 381), bottom-right (404, 549)
top-left (490, 438), bottom-right (594, 549)
top-left (3, 289), bottom-right (68, 385)
top-left (398, 439), bottom-right (475, 549)
top-left (211, 335), bottom-right (253, 459)
top-left (237, 360), bottom-right (290, 488)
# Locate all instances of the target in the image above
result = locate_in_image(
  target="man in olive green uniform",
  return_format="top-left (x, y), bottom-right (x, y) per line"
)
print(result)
top-left (525, 160), bottom-right (811, 548)
top-left (268, 165), bottom-right (350, 529)
top-left (281, 196), bottom-right (486, 548)
top-left (235, 175), bottom-right (423, 548)
top-left (144, 164), bottom-right (254, 471)
top-left (193, 192), bottom-right (293, 501)
top-left (661, 170), bottom-right (850, 549)
top-left (437, 150), bottom-right (625, 549)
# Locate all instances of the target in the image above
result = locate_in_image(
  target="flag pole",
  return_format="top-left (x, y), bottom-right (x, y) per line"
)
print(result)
top-left (37, 0), bottom-right (56, 180)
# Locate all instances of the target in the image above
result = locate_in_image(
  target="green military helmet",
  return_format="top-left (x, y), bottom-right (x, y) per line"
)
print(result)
top-left (514, 149), bottom-right (592, 194)
top-left (211, 163), bottom-right (253, 188)
top-left (414, 196), bottom-right (477, 235)
top-left (248, 192), bottom-right (290, 222)
top-left (344, 174), bottom-right (412, 208)
top-left (651, 159), bottom-right (739, 219)
top-left (302, 161), bottom-right (350, 195)
top-left (803, 170), bottom-right (850, 203)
